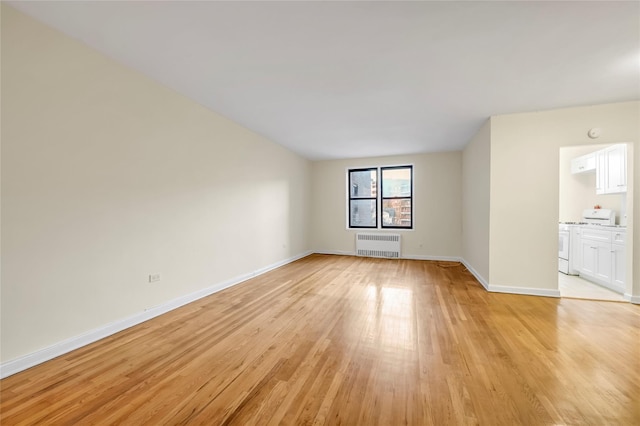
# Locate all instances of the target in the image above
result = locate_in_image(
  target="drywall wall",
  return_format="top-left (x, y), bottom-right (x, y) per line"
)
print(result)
top-left (490, 101), bottom-right (637, 296)
top-left (633, 141), bottom-right (639, 301)
top-left (461, 119), bottom-right (491, 285)
top-left (1, 5), bottom-right (311, 363)
top-left (559, 144), bottom-right (623, 222)
top-left (310, 152), bottom-right (462, 259)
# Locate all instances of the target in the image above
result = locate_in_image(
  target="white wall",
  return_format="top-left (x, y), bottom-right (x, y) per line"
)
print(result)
top-left (461, 119), bottom-right (491, 285)
top-left (310, 152), bottom-right (462, 259)
top-left (1, 5), bottom-right (311, 363)
top-left (3, 5), bottom-right (638, 373)
top-left (634, 139), bottom-right (640, 301)
top-left (489, 102), bottom-right (637, 296)
top-left (559, 144), bottom-right (623, 223)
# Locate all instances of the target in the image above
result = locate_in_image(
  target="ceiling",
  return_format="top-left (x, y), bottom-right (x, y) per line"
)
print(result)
top-left (8, 1), bottom-right (640, 161)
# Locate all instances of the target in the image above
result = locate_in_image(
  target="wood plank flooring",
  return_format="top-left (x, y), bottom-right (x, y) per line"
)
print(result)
top-left (1, 254), bottom-right (639, 425)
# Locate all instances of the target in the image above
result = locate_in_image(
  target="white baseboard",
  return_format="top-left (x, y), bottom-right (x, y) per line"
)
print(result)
top-left (315, 251), bottom-right (462, 263)
top-left (624, 293), bottom-right (640, 304)
top-left (0, 251), bottom-right (312, 379)
top-left (403, 254), bottom-right (462, 262)
top-left (459, 258), bottom-right (489, 290)
top-left (313, 250), bottom-right (355, 256)
top-left (488, 284), bottom-right (561, 298)
top-left (459, 258), bottom-right (561, 297)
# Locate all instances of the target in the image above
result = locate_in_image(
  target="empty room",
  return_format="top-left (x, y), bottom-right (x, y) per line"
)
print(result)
top-left (1, 1), bottom-right (639, 425)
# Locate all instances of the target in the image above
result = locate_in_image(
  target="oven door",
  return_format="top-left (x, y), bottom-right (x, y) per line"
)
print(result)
top-left (558, 229), bottom-right (570, 274)
top-left (559, 230), bottom-right (569, 260)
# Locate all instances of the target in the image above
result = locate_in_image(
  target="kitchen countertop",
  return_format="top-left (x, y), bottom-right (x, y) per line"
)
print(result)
top-left (583, 224), bottom-right (626, 230)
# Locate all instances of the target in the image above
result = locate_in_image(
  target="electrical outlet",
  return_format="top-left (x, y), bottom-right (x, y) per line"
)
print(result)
top-left (149, 273), bottom-right (161, 283)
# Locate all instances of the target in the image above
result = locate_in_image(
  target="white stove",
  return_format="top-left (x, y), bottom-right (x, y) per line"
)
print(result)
top-left (559, 223), bottom-right (581, 274)
top-left (581, 209), bottom-right (616, 226)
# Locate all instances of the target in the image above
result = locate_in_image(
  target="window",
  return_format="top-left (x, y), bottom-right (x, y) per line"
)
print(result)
top-left (381, 166), bottom-right (412, 229)
top-left (348, 165), bottom-right (412, 229)
top-left (349, 168), bottom-right (377, 228)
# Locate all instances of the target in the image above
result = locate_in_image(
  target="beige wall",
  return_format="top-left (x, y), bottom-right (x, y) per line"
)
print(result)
top-left (310, 152), bottom-right (462, 259)
top-left (461, 119), bottom-right (491, 284)
top-left (1, 5), bottom-right (311, 363)
top-left (489, 102), bottom-right (637, 296)
top-left (559, 144), bottom-right (624, 223)
top-left (3, 3), bottom-right (638, 371)
top-left (634, 137), bottom-right (640, 300)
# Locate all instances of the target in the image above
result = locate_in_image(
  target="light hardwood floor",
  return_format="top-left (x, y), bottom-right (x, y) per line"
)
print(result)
top-left (1, 254), bottom-right (639, 425)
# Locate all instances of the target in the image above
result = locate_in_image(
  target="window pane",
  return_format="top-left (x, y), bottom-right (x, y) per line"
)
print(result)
top-left (350, 199), bottom-right (377, 227)
top-left (350, 169), bottom-right (377, 198)
top-left (382, 168), bottom-right (411, 197)
top-left (382, 199), bottom-right (411, 227)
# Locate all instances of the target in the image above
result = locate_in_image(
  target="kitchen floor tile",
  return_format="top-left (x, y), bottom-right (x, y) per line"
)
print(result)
top-left (558, 273), bottom-right (626, 302)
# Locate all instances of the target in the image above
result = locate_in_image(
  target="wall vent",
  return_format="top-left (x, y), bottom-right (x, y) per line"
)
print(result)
top-left (355, 233), bottom-right (401, 258)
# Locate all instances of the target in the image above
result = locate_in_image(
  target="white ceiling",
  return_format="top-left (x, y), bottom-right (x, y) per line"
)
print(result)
top-left (8, 1), bottom-right (640, 160)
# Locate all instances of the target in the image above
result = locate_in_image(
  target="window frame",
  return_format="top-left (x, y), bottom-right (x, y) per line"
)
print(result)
top-left (348, 167), bottom-right (378, 229)
top-left (346, 164), bottom-right (413, 230)
top-left (381, 165), bottom-right (413, 230)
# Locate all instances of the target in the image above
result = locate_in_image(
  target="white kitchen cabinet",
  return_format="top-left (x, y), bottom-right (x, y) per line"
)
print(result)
top-left (611, 230), bottom-right (626, 290)
top-left (571, 226), bottom-right (582, 273)
top-left (571, 153), bottom-right (596, 174)
top-left (579, 239), bottom-right (597, 279)
top-left (611, 243), bottom-right (625, 290)
top-left (594, 243), bottom-right (612, 283)
top-left (595, 150), bottom-right (606, 194)
top-left (579, 227), bottom-right (625, 293)
top-left (596, 144), bottom-right (627, 194)
top-left (579, 239), bottom-right (610, 282)
top-left (605, 144), bottom-right (627, 193)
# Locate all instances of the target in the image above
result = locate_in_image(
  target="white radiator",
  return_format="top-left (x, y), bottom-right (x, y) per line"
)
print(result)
top-left (355, 233), bottom-right (401, 258)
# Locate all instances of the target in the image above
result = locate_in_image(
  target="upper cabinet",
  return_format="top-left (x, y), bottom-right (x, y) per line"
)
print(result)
top-left (596, 144), bottom-right (627, 194)
top-left (570, 153), bottom-right (596, 174)
top-left (572, 143), bottom-right (627, 194)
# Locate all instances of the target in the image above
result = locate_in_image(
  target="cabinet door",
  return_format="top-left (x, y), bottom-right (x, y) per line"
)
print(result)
top-left (595, 150), bottom-right (606, 194)
top-left (570, 157), bottom-right (583, 174)
top-left (594, 242), bottom-right (611, 283)
top-left (571, 153), bottom-right (596, 174)
top-left (570, 227), bottom-right (582, 273)
top-left (580, 240), bottom-right (597, 278)
top-left (604, 144), bottom-right (627, 193)
top-left (611, 244), bottom-right (625, 290)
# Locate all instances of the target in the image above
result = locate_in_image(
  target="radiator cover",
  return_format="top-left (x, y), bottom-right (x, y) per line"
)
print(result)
top-left (355, 233), bottom-right (401, 258)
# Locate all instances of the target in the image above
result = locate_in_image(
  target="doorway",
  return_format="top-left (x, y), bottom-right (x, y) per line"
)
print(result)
top-left (558, 143), bottom-right (634, 302)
